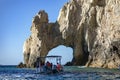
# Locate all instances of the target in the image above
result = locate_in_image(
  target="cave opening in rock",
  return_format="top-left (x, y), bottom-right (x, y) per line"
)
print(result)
top-left (46, 45), bottom-right (73, 65)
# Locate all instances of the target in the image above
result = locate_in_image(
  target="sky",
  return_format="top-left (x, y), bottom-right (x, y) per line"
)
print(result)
top-left (0, 0), bottom-right (73, 65)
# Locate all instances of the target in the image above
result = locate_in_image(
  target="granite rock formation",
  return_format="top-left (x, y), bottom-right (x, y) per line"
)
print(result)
top-left (23, 0), bottom-right (120, 68)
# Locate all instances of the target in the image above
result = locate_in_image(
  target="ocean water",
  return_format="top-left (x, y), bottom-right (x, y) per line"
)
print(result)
top-left (0, 66), bottom-right (120, 80)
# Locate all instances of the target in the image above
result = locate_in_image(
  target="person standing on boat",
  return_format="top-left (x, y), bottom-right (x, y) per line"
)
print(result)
top-left (40, 61), bottom-right (44, 72)
top-left (50, 63), bottom-right (53, 70)
top-left (36, 57), bottom-right (40, 72)
top-left (45, 61), bottom-right (51, 71)
top-left (56, 63), bottom-right (62, 72)
top-left (52, 64), bottom-right (57, 73)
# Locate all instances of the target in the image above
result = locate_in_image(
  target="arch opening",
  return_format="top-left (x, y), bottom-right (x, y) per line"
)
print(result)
top-left (46, 45), bottom-right (73, 65)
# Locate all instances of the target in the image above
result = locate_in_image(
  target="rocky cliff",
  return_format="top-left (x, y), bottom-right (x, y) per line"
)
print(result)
top-left (23, 0), bottom-right (120, 68)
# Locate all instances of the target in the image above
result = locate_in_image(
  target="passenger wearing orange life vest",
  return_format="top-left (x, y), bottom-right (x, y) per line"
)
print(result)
top-left (56, 63), bottom-right (62, 71)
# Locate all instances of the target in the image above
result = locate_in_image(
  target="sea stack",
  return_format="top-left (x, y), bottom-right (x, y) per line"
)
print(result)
top-left (23, 0), bottom-right (120, 68)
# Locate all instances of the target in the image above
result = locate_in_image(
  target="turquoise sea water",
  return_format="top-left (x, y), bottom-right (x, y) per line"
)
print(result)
top-left (0, 66), bottom-right (120, 80)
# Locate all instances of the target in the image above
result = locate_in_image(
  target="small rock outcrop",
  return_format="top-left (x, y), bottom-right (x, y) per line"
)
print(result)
top-left (23, 0), bottom-right (120, 68)
top-left (17, 62), bottom-right (26, 68)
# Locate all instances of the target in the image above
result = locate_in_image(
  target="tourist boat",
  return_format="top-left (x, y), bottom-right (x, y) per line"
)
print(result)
top-left (36, 55), bottom-right (63, 74)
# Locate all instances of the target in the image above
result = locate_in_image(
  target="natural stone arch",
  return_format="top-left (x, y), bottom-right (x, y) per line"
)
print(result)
top-left (23, 10), bottom-right (89, 67)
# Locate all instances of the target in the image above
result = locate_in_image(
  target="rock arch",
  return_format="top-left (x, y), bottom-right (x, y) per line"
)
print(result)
top-left (23, 10), bottom-right (89, 67)
top-left (23, 0), bottom-right (120, 68)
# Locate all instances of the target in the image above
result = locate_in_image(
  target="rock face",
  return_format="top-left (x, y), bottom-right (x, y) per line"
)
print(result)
top-left (23, 0), bottom-right (120, 68)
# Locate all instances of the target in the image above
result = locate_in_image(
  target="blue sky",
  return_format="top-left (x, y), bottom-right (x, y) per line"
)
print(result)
top-left (0, 0), bottom-right (73, 65)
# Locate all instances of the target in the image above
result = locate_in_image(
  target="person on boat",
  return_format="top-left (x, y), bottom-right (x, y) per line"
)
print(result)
top-left (50, 63), bottom-right (53, 69)
top-left (45, 61), bottom-right (52, 71)
top-left (56, 63), bottom-right (62, 72)
top-left (40, 61), bottom-right (44, 72)
top-left (36, 57), bottom-right (40, 72)
top-left (52, 64), bottom-right (58, 73)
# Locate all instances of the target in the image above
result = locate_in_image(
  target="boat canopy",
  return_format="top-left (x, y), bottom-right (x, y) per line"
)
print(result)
top-left (38, 55), bottom-right (62, 64)
top-left (39, 55), bottom-right (62, 58)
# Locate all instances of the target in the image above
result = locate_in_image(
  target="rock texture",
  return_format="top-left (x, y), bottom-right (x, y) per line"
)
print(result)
top-left (23, 0), bottom-right (120, 68)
